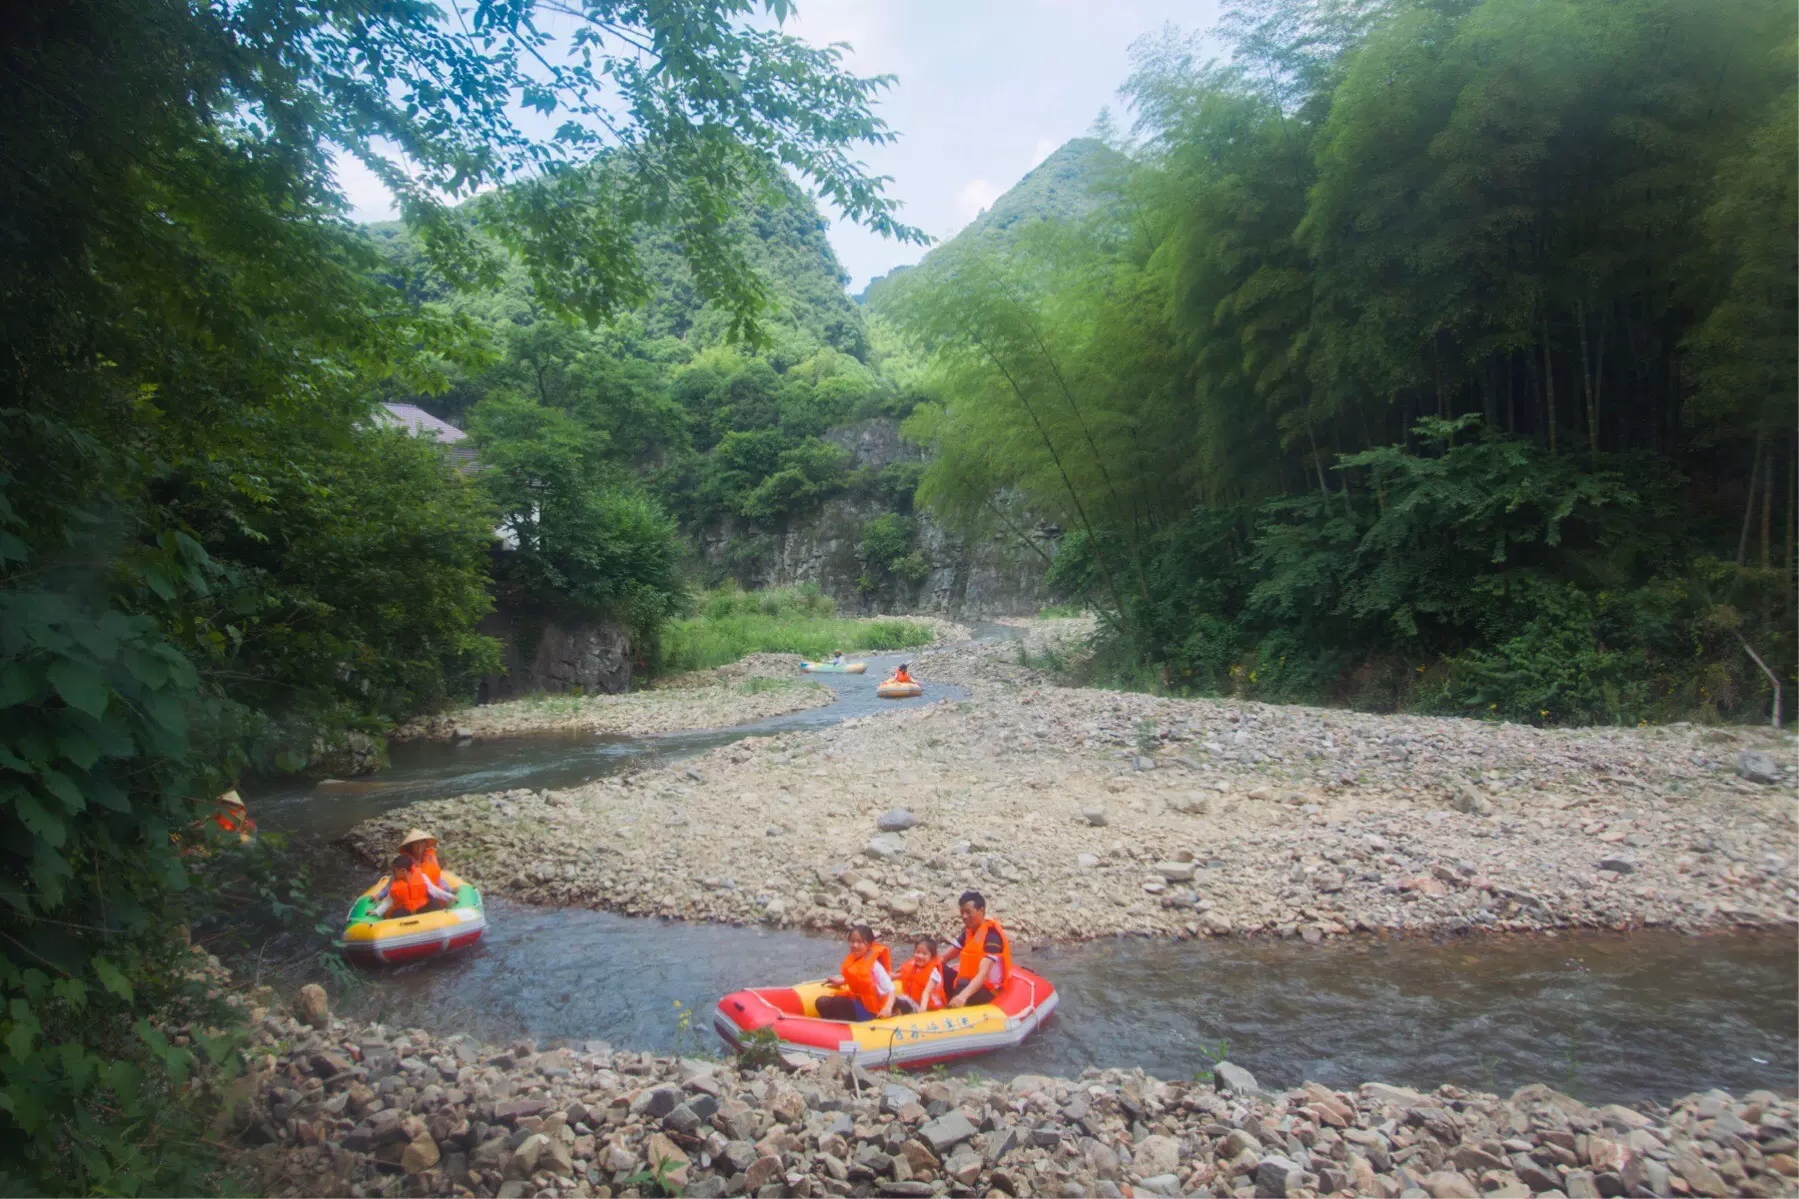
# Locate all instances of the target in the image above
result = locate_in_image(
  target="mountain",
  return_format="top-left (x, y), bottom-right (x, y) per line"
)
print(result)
top-left (857, 137), bottom-right (1127, 308)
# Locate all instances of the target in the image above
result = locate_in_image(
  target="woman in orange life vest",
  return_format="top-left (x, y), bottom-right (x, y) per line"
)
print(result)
top-left (210, 790), bottom-right (257, 840)
top-left (894, 936), bottom-right (946, 1014)
top-left (398, 828), bottom-right (444, 886)
top-left (816, 924), bottom-right (896, 1022)
top-left (943, 890), bottom-right (1013, 1009)
top-left (372, 854), bottom-right (455, 918)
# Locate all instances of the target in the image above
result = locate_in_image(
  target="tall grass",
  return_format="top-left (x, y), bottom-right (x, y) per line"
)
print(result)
top-left (661, 586), bottom-right (936, 673)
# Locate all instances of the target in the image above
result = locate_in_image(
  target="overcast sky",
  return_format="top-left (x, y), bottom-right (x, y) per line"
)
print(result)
top-left (337, 0), bottom-right (1222, 292)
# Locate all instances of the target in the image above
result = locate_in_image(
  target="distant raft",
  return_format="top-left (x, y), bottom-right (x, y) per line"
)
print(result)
top-left (340, 870), bottom-right (486, 965)
top-left (714, 967), bottom-right (1057, 1069)
top-left (800, 661), bottom-right (867, 674)
top-left (876, 679), bottom-right (923, 699)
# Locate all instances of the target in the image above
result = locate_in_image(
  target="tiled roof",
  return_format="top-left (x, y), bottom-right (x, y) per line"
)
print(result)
top-left (377, 402), bottom-right (468, 443)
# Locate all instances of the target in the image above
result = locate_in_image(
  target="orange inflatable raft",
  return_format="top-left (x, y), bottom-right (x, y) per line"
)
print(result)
top-left (713, 967), bottom-right (1056, 1068)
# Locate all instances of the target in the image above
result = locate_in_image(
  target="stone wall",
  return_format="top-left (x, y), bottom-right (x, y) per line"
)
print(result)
top-left (477, 606), bottom-right (635, 701)
top-left (695, 418), bottom-right (1053, 618)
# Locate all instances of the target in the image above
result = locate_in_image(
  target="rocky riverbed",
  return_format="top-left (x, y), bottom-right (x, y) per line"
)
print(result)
top-left (232, 983), bottom-right (1799, 1198)
top-left (349, 624), bottom-right (1797, 943)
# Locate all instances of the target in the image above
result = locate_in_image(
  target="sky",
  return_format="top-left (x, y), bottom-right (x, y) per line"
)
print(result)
top-left (337, 0), bottom-right (1223, 293)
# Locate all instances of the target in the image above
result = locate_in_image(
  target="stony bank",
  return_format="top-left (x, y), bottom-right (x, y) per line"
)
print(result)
top-left (230, 980), bottom-right (1799, 1199)
top-left (350, 624), bottom-right (1797, 944)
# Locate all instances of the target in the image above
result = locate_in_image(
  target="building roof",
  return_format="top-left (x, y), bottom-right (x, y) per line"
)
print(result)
top-left (377, 402), bottom-right (468, 443)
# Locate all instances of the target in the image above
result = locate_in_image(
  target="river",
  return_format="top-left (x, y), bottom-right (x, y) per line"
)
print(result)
top-left (250, 628), bottom-right (1798, 1105)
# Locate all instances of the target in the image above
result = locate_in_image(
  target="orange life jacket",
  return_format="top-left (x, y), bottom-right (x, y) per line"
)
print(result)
top-left (409, 845), bottom-right (443, 886)
top-left (954, 918), bottom-right (1012, 994)
top-left (387, 872), bottom-right (431, 915)
top-left (897, 956), bottom-right (945, 1011)
top-left (891, 669), bottom-right (913, 684)
top-left (838, 943), bottom-right (892, 1016)
top-left (212, 811), bottom-right (256, 836)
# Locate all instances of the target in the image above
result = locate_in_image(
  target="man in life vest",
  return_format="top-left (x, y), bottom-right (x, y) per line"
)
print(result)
top-left (816, 924), bottom-right (896, 1022)
top-left (943, 890), bottom-right (1012, 1008)
top-left (894, 936), bottom-right (946, 1013)
top-left (372, 854), bottom-right (455, 918)
top-left (210, 790), bottom-right (257, 841)
top-left (886, 663), bottom-right (914, 685)
top-left (398, 828), bottom-right (444, 886)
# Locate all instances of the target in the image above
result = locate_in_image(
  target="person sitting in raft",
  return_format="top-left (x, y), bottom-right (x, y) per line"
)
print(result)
top-left (942, 890), bottom-right (1013, 1009)
top-left (209, 790), bottom-right (257, 840)
top-left (371, 854), bottom-right (455, 918)
top-left (830, 649), bottom-right (846, 666)
top-left (398, 828), bottom-right (444, 886)
top-left (894, 936), bottom-right (946, 1014)
top-left (885, 662), bottom-right (914, 685)
top-left (816, 924), bottom-right (896, 1022)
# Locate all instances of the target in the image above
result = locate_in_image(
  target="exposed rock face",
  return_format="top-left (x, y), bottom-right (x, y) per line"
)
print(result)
top-left (696, 418), bottom-right (1053, 618)
top-left (478, 605), bottom-right (634, 701)
top-left (308, 731), bottom-right (383, 777)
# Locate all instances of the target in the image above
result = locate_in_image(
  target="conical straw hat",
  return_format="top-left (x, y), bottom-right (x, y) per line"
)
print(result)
top-left (399, 828), bottom-right (437, 848)
top-left (218, 789), bottom-right (246, 809)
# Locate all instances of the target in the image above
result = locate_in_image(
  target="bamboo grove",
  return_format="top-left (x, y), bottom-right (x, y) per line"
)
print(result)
top-left (891, 0), bottom-right (1797, 725)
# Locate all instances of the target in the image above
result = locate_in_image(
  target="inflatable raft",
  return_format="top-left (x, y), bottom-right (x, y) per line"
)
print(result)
top-left (341, 870), bottom-right (486, 965)
top-left (876, 680), bottom-right (923, 699)
top-left (800, 661), bottom-right (867, 674)
top-left (713, 967), bottom-right (1056, 1069)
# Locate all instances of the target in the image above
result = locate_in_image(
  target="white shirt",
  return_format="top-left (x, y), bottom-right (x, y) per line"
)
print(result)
top-left (870, 959), bottom-right (894, 996)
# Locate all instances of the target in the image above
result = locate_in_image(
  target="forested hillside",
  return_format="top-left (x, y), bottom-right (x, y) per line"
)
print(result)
top-left (859, 137), bottom-right (1126, 306)
top-left (893, 0), bottom-right (1797, 727)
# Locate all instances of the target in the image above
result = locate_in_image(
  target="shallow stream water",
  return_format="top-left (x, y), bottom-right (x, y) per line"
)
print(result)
top-left (251, 626), bottom-right (1798, 1105)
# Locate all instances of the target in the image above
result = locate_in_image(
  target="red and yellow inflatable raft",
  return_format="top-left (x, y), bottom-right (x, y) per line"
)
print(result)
top-left (713, 967), bottom-right (1057, 1069)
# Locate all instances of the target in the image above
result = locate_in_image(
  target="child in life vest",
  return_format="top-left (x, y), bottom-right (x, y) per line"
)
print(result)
top-left (887, 662), bottom-right (913, 685)
top-left (894, 936), bottom-right (946, 1013)
top-left (372, 854), bottom-right (455, 917)
top-left (816, 924), bottom-right (895, 1022)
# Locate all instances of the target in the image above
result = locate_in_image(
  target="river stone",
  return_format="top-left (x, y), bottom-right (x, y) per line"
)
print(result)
top-left (866, 833), bottom-right (906, 860)
top-left (1132, 1135), bottom-right (1181, 1177)
top-left (630, 1087), bottom-right (682, 1119)
top-left (1255, 1155), bottom-right (1303, 1197)
top-left (1421, 1170), bottom-right (1480, 1198)
top-left (882, 1084), bottom-right (920, 1114)
top-left (1081, 806), bottom-right (1109, 827)
top-left (1202, 911), bottom-right (1234, 935)
top-left (295, 983), bottom-right (330, 1028)
top-left (878, 808), bottom-right (917, 832)
top-left (505, 1133), bottom-right (548, 1179)
top-left (401, 1134), bottom-right (440, 1174)
top-left (918, 1110), bottom-right (978, 1153)
top-left (1155, 861), bottom-right (1196, 883)
top-left (1214, 1061), bottom-right (1262, 1096)
top-left (1077, 853), bottom-right (1100, 869)
top-left (1736, 749), bottom-right (1781, 784)
top-left (1597, 856), bottom-right (1637, 874)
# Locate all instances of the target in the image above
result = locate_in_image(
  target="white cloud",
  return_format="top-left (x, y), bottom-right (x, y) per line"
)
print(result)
top-left (952, 177), bottom-right (1003, 230)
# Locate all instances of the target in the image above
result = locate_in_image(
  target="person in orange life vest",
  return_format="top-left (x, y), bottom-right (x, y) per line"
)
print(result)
top-left (886, 662), bottom-right (914, 685)
top-left (894, 936), bottom-right (946, 1014)
top-left (398, 828), bottom-right (444, 886)
top-left (210, 790), bottom-right (257, 840)
top-left (372, 854), bottom-right (455, 917)
top-left (816, 924), bottom-right (896, 1022)
top-left (943, 890), bottom-right (1012, 1008)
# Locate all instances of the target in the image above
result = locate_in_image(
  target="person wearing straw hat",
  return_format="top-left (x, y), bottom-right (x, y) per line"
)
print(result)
top-left (398, 828), bottom-right (445, 887)
top-left (210, 790), bottom-right (257, 841)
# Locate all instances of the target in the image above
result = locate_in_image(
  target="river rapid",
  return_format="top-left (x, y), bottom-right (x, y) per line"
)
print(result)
top-left (251, 627), bottom-right (1798, 1106)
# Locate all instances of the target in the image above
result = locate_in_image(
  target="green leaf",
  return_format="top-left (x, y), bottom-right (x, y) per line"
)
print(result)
top-left (0, 662), bottom-right (34, 708)
top-left (11, 790), bottom-right (65, 848)
top-left (46, 659), bottom-right (109, 719)
top-left (93, 956), bottom-right (132, 1002)
top-left (37, 768), bottom-right (85, 814)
